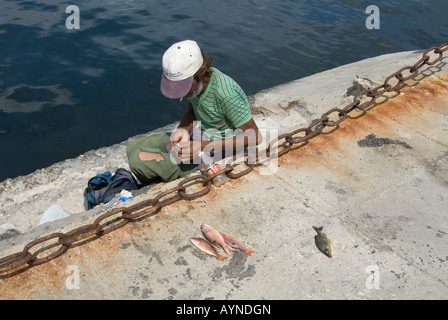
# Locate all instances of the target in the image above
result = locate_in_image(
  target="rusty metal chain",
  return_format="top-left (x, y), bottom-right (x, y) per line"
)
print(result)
top-left (1, 42), bottom-right (447, 276)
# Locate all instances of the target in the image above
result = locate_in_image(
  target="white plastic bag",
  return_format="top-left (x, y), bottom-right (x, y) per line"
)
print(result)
top-left (39, 205), bottom-right (71, 225)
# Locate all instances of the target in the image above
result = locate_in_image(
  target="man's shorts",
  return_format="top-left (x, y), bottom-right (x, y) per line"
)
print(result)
top-left (126, 132), bottom-right (199, 186)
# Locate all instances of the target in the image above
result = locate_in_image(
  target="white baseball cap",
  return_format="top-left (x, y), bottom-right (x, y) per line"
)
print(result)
top-left (160, 40), bottom-right (204, 99)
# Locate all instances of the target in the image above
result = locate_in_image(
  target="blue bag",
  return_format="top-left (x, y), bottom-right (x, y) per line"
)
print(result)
top-left (83, 168), bottom-right (139, 210)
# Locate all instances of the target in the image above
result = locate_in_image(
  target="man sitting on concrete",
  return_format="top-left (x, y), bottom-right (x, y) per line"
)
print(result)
top-left (127, 40), bottom-right (261, 186)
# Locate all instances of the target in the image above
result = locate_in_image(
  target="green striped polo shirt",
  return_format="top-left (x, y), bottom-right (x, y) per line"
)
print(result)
top-left (188, 67), bottom-right (252, 140)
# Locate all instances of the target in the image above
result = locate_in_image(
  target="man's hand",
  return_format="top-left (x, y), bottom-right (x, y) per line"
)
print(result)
top-left (175, 140), bottom-right (203, 163)
top-left (170, 128), bottom-right (190, 150)
top-left (171, 102), bottom-right (196, 150)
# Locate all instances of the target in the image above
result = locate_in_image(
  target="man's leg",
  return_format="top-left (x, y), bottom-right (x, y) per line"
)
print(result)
top-left (126, 132), bottom-right (198, 186)
top-left (138, 151), bottom-right (164, 162)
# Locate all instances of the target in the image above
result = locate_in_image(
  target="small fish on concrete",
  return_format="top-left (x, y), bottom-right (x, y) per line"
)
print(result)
top-left (189, 238), bottom-right (227, 261)
top-left (201, 223), bottom-right (234, 255)
top-left (220, 231), bottom-right (255, 256)
top-left (312, 226), bottom-right (333, 258)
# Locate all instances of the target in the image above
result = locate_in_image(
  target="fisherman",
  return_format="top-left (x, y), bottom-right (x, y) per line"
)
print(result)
top-left (126, 40), bottom-right (262, 186)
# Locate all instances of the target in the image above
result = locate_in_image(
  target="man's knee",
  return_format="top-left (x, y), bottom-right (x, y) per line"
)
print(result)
top-left (126, 141), bottom-right (135, 158)
top-left (127, 149), bottom-right (158, 185)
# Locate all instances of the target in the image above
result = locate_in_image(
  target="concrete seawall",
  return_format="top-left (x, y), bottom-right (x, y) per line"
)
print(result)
top-left (1, 49), bottom-right (447, 299)
top-left (0, 50), bottom-right (429, 239)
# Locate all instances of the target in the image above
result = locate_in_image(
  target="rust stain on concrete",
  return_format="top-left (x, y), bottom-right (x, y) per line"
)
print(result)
top-left (279, 75), bottom-right (448, 170)
top-left (0, 225), bottom-right (134, 299)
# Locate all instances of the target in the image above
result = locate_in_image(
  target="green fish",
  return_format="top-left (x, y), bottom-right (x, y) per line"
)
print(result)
top-left (313, 226), bottom-right (333, 258)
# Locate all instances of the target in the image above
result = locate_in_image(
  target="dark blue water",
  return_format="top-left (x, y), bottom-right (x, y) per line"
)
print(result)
top-left (0, 0), bottom-right (447, 182)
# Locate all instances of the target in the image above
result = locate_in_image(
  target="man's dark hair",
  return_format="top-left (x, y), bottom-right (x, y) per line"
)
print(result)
top-left (194, 49), bottom-right (213, 83)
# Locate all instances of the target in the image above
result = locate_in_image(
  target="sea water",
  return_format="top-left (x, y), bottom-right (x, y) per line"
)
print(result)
top-left (0, 0), bottom-right (447, 181)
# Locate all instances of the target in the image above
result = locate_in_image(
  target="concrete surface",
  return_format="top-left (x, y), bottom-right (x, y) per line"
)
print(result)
top-left (0, 49), bottom-right (447, 299)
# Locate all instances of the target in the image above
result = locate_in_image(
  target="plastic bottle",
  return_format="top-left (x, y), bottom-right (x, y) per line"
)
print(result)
top-left (199, 151), bottom-right (227, 187)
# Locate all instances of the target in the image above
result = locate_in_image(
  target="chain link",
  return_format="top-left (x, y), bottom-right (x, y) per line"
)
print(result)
top-left (1, 42), bottom-right (447, 276)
